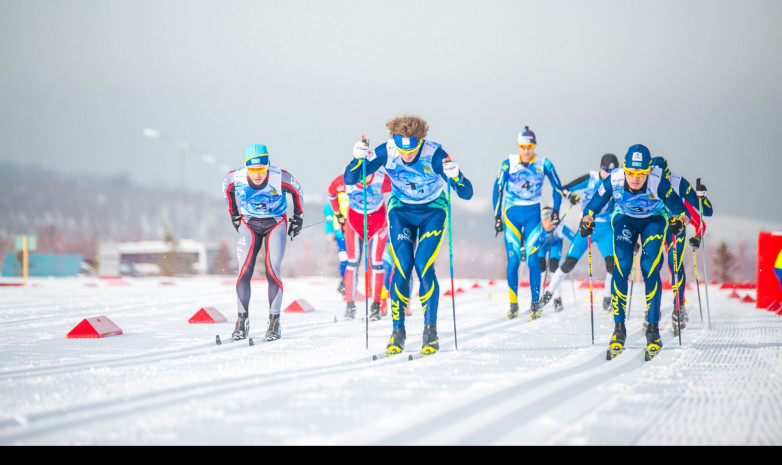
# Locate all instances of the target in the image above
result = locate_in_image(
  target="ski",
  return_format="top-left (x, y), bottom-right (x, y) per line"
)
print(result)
top-left (372, 351), bottom-right (404, 361)
top-left (644, 344), bottom-right (662, 361)
top-left (215, 334), bottom-right (240, 346)
top-left (408, 351), bottom-right (437, 360)
top-left (215, 334), bottom-right (274, 346)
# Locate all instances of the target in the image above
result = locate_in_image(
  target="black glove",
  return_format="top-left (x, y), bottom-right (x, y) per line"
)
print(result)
top-left (566, 192), bottom-right (580, 206)
top-left (231, 214), bottom-right (242, 232)
top-left (669, 216), bottom-right (685, 236)
top-left (695, 178), bottom-right (707, 199)
top-left (494, 216), bottom-right (504, 237)
top-left (579, 219), bottom-right (594, 237)
top-left (334, 212), bottom-right (346, 226)
top-left (689, 235), bottom-right (701, 249)
top-left (550, 210), bottom-right (560, 227)
top-left (288, 215), bottom-right (303, 240)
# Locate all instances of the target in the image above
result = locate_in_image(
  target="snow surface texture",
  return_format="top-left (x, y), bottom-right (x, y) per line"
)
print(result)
top-left (1, 276), bottom-right (780, 446)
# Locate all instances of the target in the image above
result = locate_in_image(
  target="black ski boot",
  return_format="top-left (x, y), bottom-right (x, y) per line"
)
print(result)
top-left (606, 321), bottom-right (626, 359)
top-left (232, 313), bottom-right (249, 340)
top-left (645, 323), bottom-right (662, 361)
top-left (553, 297), bottom-right (563, 312)
top-left (528, 301), bottom-right (542, 321)
top-left (506, 302), bottom-right (519, 320)
top-left (672, 307), bottom-right (688, 335)
top-left (265, 314), bottom-right (281, 341)
top-left (337, 278), bottom-right (346, 297)
top-left (539, 291), bottom-right (553, 307)
top-left (369, 302), bottom-right (382, 321)
top-left (422, 323), bottom-right (439, 354)
top-left (386, 328), bottom-right (406, 354)
top-left (344, 301), bottom-right (356, 320)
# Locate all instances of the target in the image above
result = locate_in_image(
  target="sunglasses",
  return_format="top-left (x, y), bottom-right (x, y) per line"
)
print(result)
top-left (247, 165), bottom-right (269, 173)
top-left (624, 167), bottom-right (651, 178)
top-left (518, 144), bottom-right (535, 150)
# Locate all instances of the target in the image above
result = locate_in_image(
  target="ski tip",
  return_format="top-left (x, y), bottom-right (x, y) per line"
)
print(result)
top-left (408, 354), bottom-right (414, 361)
top-left (333, 316), bottom-right (338, 323)
top-left (215, 335), bottom-right (222, 345)
top-left (248, 338), bottom-right (255, 346)
top-left (372, 354), bottom-right (378, 361)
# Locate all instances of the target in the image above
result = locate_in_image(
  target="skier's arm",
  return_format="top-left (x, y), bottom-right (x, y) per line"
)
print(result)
top-left (281, 170), bottom-right (304, 217)
top-left (432, 148), bottom-right (473, 200)
top-left (544, 159), bottom-right (564, 212)
top-left (344, 143), bottom-right (387, 185)
top-left (680, 177), bottom-right (713, 217)
top-left (658, 177), bottom-right (688, 221)
top-left (327, 175), bottom-right (345, 214)
top-left (222, 171), bottom-right (240, 216)
top-left (562, 173), bottom-right (590, 193)
top-left (583, 177), bottom-right (612, 219)
top-left (492, 161), bottom-right (509, 218)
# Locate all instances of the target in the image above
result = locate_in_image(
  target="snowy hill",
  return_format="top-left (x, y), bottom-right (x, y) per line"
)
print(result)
top-left (0, 275), bottom-right (780, 445)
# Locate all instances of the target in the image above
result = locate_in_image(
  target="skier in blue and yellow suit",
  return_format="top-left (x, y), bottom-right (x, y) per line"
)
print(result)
top-left (343, 115), bottom-right (473, 355)
top-left (493, 126), bottom-right (564, 321)
top-left (580, 144), bottom-right (689, 359)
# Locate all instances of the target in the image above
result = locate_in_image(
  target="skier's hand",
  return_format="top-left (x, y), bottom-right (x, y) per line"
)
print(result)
top-left (288, 215), bottom-right (303, 240)
top-left (353, 140), bottom-right (369, 159)
top-left (566, 191), bottom-right (580, 206)
top-left (669, 216), bottom-right (685, 236)
top-left (579, 216), bottom-right (594, 237)
top-left (442, 157), bottom-right (460, 179)
top-left (695, 178), bottom-right (707, 199)
top-left (494, 216), bottom-right (504, 237)
top-left (231, 214), bottom-right (242, 232)
top-left (334, 212), bottom-right (346, 228)
top-left (689, 235), bottom-right (701, 249)
top-left (550, 210), bottom-right (560, 227)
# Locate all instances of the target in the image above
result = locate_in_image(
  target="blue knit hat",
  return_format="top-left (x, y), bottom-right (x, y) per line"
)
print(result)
top-left (244, 144), bottom-right (269, 166)
top-left (517, 126), bottom-right (536, 145)
top-left (623, 144), bottom-right (651, 170)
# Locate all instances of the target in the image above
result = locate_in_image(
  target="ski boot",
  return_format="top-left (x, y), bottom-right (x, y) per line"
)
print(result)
top-left (539, 291), bottom-right (553, 307)
top-left (369, 302), bottom-right (382, 321)
top-left (506, 302), bottom-right (519, 320)
top-left (672, 307), bottom-right (689, 335)
top-left (386, 327), bottom-right (406, 354)
top-left (337, 278), bottom-right (346, 297)
top-left (645, 323), bottom-right (662, 361)
top-left (553, 297), bottom-right (563, 312)
top-left (265, 314), bottom-right (281, 341)
top-left (232, 313), bottom-right (250, 340)
top-left (602, 296), bottom-right (612, 313)
top-left (528, 302), bottom-right (542, 321)
top-left (422, 323), bottom-right (439, 354)
top-left (606, 321), bottom-right (627, 360)
top-left (344, 301), bottom-right (356, 320)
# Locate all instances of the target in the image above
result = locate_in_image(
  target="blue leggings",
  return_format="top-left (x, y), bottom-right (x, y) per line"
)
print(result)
top-left (610, 212), bottom-right (668, 324)
top-left (503, 204), bottom-right (541, 304)
top-left (387, 201), bottom-right (448, 329)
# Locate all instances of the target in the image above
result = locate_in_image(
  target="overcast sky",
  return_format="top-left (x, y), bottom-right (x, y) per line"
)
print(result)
top-left (1, 0), bottom-right (781, 222)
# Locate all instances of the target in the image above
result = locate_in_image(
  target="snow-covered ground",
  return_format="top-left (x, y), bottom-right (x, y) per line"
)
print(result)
top-left (1, 274), bottom-right (780, 445)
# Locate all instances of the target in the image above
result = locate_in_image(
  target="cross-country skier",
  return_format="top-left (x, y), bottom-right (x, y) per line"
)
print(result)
top-left (221, 144), bottom-right (304, 341)
top-left (324, 201), bottom-right (348, 296)
top-left (328, 166), bottom-right (392, 322)
top-left (528, 206), bottom-right (576, 312)
top-left (580, 144), bottom-right (689, 360)
top-left (344, 115), bottom-right (473, 355)
top-left (539, 154), bottom-right (620, 313)
top-left (493, 126), bottom-right (564, 321)
top-left (650, 156), bottom-right (714, 334)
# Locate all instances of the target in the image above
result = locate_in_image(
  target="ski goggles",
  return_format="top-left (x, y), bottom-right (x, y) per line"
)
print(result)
top-left (246, 165), bottom-right (269, 173)
top-left (518, 143), bottom-right (536, 150)
top-left (393, 134), bottom-right (423, 155)
top-left (624, 167), bottom-right (651, 178)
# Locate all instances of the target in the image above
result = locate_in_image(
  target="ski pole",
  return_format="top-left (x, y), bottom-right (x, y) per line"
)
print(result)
top-left (697, 182), bottom-right (712, 330)
top-left (671, 235), bottom-right (682, 346)
top-left (301, 220), bottom-right (327, 230)
top-left (445, 161), bottom-right (458, 350)
top-left (588, 235), bottom-right (594, 345)
top-left (361, 135), bottom-right (370, 349)
top-left (692, 247), bottom-right (704, 322)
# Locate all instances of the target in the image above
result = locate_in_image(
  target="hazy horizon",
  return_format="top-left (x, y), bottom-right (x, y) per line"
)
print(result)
top-left (2, 0), bottom-right (781, 222)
